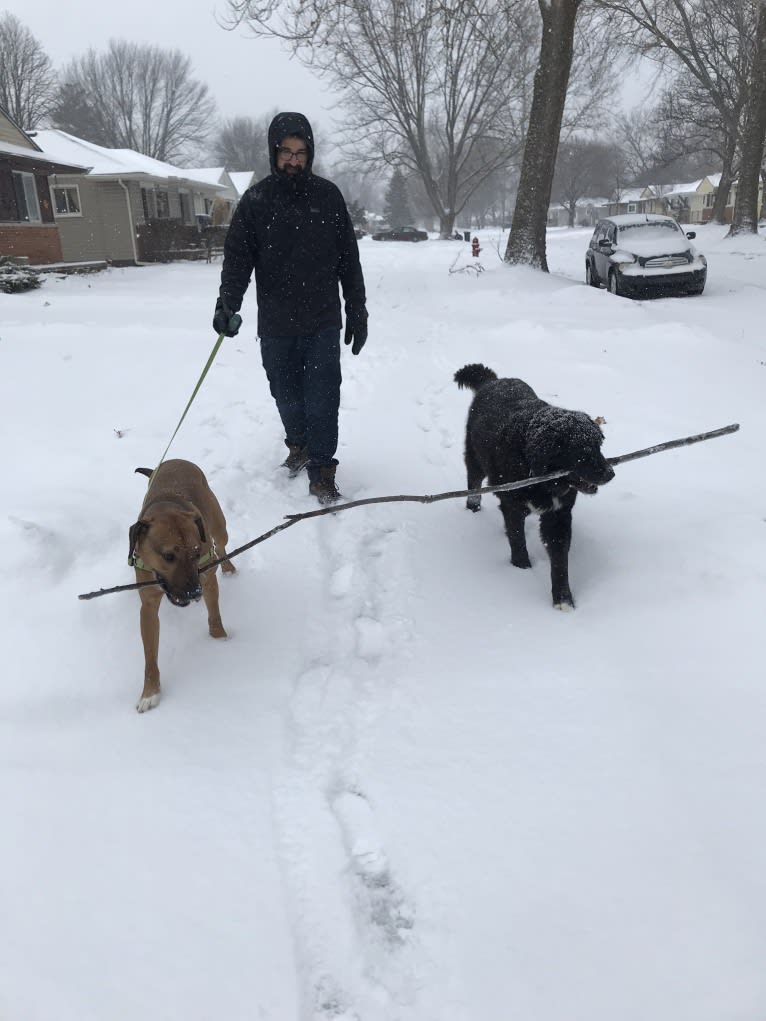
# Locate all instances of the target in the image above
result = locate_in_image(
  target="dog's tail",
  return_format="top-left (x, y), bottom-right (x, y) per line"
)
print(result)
top-left (454, 363), bottom-right (498, 392)
top-left (134, 467), bottom-right (153, 478)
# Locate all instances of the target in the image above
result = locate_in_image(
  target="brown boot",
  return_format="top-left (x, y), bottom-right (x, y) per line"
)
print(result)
top-left (308, 464), bottom-right (341, 505)
top-left (281, 444), bottom-right (308, 477)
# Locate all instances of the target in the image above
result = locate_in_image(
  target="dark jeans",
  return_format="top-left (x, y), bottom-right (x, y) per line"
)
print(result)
top-left (259, 328), bottom-right (342, 468)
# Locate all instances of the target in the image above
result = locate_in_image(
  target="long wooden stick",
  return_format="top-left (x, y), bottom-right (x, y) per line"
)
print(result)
top-left (77, 422), bottom-right (739, 600)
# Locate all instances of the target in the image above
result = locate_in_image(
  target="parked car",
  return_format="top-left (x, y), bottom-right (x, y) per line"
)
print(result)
top-left (354, 227), bottom-right (368, 239)
top-left (371, 225), bottom-right (428, 242)
top-left (585, 214), bottom-right (707, 297)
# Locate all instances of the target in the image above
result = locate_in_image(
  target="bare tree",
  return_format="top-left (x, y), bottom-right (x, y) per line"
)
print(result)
top-left (208, 114), bottom-right (274, 175)
top-left (729, 0), bottom-right (766, 234)
top-left (0, 13), bottom-right (56, 129)
top-left (552, 138), bottom-right (621, 226)
top-left (615, 81), bottom-right (729, 190)
top-left (505, 0), bottom-right (585, 268)
top-left (613, 107), bottom-right (667, 182)
top-left (50, 40), bottom-right (215, 163)
top-left (596, 0), bottom-right (760, 223)
top-left (223, 0), bottom-right (540, 237)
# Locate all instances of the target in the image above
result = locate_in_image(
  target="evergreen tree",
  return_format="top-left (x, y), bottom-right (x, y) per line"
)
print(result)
top-left (383, 168), bottom-right (413, 227)
top-left (347, 198), bottom-right (367, 230)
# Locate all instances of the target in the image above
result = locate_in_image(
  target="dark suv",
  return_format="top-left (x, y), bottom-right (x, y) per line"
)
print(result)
top-left (371, 225), bottom-right (428, 242)
top-left (585, 214), bottom-right (707, 297)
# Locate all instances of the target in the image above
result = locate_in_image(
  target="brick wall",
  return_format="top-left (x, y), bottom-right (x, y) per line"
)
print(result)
top-left (0, 224), bottom-right (63, 264)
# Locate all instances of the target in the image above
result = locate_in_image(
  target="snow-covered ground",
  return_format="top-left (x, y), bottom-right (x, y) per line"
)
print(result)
top-left (1, 223), bottom-right (764, 1021)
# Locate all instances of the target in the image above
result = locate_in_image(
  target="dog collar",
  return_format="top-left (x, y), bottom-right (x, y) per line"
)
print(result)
top-left (129, 539), bottom-right (218, 571)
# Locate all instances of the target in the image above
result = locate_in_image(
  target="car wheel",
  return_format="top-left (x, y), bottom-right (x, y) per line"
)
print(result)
top-left (608, 269), bottom-right (623, 296)
top-left (586, 262), bottom-right (599, 288)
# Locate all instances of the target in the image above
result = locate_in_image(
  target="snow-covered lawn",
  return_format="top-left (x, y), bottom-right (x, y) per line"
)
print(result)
top-left (2, 223), bottom-right (764, 1021)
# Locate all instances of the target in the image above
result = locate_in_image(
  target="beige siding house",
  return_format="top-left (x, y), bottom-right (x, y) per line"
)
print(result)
top-left (607, 186), bottom-right (662, 217)
top-left (230, 170), bottom-right (258, 199)
top-left (656, 177), bottom-right (717, 224)
top-left (0, 106), bottom-right (87, 264)
top-left (184, 167), bottom-right (239, 223)
top-left (607, 174), bottom-right (751, 224)
top-left (31, 130), bottom-right (231, 265)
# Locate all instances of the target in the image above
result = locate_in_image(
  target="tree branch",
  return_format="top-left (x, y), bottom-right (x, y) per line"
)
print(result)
top-left (78, 424), bottom-right (739, 601)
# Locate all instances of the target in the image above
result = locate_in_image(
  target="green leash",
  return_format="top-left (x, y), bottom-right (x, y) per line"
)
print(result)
top-left (146, 332), bottom-right (226, 492)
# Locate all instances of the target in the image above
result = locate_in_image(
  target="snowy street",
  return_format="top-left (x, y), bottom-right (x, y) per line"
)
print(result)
top-left (1, 225), bottom-right (765, 1021)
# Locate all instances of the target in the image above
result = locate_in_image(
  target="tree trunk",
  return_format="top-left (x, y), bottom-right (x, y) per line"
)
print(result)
top-left (504, 0), bottom-right (582, 269)
top-left (711, 132), bottom-right (737, 224)
top-left (439, 211), bottom-right (457, 237)
top-left (728, 0), bottom-right (766, 236)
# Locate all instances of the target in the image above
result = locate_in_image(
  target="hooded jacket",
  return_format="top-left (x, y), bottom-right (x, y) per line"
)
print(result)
top-left (219, 112), bottom-right (366, 337)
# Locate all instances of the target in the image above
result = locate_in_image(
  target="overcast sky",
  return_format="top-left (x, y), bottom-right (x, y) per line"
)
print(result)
top-left (5, 0), bottom-right (339, 140)
top-left (5, 0), bottom-right (656, 171)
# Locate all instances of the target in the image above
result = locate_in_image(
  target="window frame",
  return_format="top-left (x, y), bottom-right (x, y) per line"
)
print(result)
top-left (11, 170), bottom-right (42, 223)
top-left (155, 189), bottom-right (170, 219)
top-left (52, 184), bottom-right (82, 218)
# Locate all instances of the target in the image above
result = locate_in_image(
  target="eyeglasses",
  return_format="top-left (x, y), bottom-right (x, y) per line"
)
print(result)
top-left (277, 147), bottom-right (308, 162)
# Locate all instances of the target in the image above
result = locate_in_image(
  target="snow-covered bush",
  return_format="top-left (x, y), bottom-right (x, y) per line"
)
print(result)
top-left (0, 264), bottom-right (43, 293)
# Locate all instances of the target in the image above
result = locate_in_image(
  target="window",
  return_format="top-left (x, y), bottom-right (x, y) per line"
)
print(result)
top-left (52, 185), bottom-right (82, 216)
top-left (141, 186), bottom-right (156, 219)
top-left (11, 171), bottom-right (41, 222)
top-left (179, 191), bottom-right (192, 224)
top-left (627, 202), bottom-right (637, 213)
top-left (155, 190), bottom-right (170, 219)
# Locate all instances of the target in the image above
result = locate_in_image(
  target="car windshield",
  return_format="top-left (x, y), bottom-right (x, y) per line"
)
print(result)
top-left (617, 221), bottom-right (684, 241)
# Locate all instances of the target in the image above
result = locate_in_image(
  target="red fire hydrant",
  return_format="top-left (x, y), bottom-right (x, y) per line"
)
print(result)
top-left (471, 236), bottom-right (481, 257)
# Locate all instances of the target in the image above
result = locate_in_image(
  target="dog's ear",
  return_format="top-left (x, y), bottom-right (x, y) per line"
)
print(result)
top-left (194, 515), bottom-right (206, 544)
top-left (128, 519), bottom-right (149, 562)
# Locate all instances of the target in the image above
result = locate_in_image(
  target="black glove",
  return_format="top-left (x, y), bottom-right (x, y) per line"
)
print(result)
top-left (344, 309), bottom-right (368, 355)
top-left (213, 296), bottom-right (242, 337)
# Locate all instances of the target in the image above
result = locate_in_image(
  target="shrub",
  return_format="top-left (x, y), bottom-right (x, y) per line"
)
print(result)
top-left (0, 264), bottom-right (43, 293)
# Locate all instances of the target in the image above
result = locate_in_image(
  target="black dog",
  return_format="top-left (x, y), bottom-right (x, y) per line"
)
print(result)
top-left (454, 364), bottom-right (614, 609)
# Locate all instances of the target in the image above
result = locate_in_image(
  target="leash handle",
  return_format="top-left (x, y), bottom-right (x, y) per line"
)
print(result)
top-left (146, 333), bottom-right (226, 491)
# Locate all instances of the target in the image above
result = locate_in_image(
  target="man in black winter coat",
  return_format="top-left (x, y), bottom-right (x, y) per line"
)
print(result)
top-left (213, 111), bottom-right (368, 504)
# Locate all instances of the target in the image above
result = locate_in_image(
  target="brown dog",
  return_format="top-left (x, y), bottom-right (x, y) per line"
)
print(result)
top-left (128, 459), bottom-right (236, 713)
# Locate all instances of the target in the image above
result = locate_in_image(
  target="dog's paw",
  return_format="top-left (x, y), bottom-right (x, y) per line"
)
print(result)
top-left (466, 495), bottom-right (481, 512)
top-left (511, 555), bottom-right (532, 570)
top-left (136, 692), bottom-right (161, 713)
top-left (553, 600), bottom-right (575, 612)
top-left (209, 623), bottom-right (228, 639)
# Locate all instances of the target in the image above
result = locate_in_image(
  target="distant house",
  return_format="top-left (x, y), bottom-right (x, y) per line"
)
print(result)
top-left (182, 166), bottom-right (240, 223)
top-left (547, 197), bottom-right (610, 228)
top-left (30, 129), bottom-right (232, 265)
top-left (229, 170), bottom-right (258, 199)
top-left (607, 174), bottom-right (751, 224)
top-left (701, 173), bottom-right (761, 224)
top-left (654, 177), bottom-right (718, 224)
top-left (607, 185), bottom-right (661, 217)
top-left (0, 105), bottom-right (87, 264)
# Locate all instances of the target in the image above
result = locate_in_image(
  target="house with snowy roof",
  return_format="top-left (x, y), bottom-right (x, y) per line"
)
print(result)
top-left (30, 129), bottom-right (233, 265)
top-left (652, 177), bottom-right (718, 224)
top-left (547, 197), bottom-right (611, 228)
top-left (181, 166), bottom-right (240, 222)
top-left (0, 105), bottom-right (88, 265)
top-left (607, 185), bottom-right (662, 217)
top-left (229, 170), bottom-right (257, 199)
top-left (607, 175), bottom-right (746, 224)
